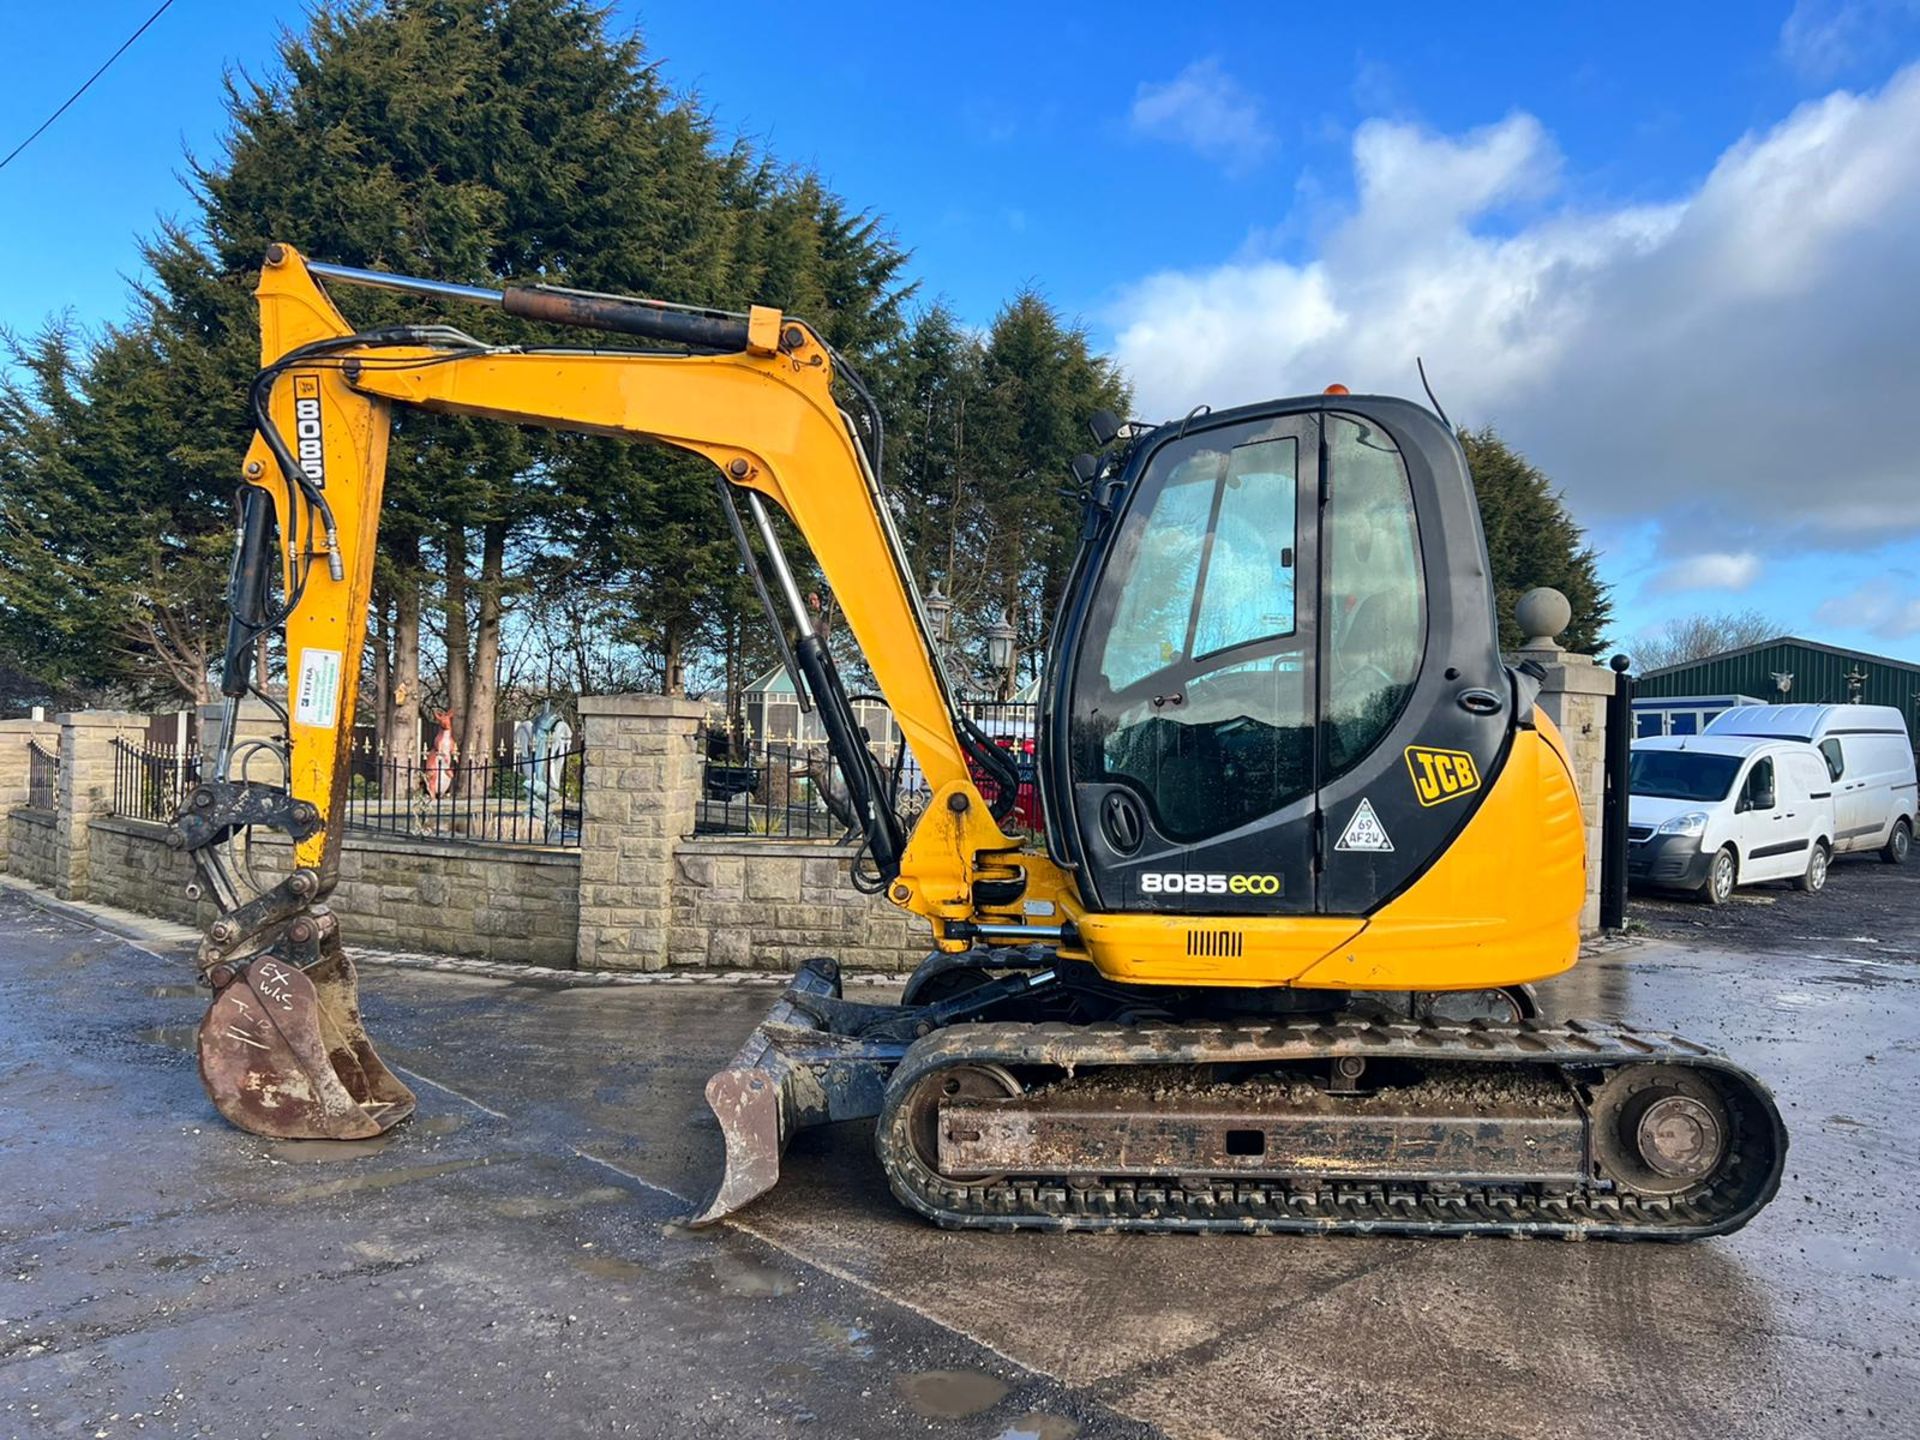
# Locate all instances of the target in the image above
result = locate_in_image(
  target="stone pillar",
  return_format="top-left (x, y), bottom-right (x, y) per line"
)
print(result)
top-left (197, 697), bottom-right (287, 782)
top-left (1512, 588), bottom-right (1614, 935)
top-left (0, 717), bottom-right (62, 870)
top-left (53, 710), bottom-right (149, 901)
top-left (575, 693), bottom-right (706, 971)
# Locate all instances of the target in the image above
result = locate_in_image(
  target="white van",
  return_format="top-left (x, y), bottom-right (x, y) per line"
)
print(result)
top-left (1705, 704), bottom-right (1916, 864)
top-left (1628, 736), bottom-right (1838, 904)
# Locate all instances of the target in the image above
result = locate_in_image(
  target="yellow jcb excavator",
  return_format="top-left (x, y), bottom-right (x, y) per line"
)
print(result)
top-left (173, 245), bottom-right (1785, 1238)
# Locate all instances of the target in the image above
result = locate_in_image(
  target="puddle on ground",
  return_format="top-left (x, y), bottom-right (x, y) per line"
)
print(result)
top-left (417, 1114), bottom-right (467, 1137)
top-left (1806, 970), bottom-right (1890, 989)
top-left (265, 1134), bottom-right (398, 1164)
top-left (812, 1318), bottom-right (874, 1358)
top-left (145, 983), bottom-right (203, 999)
top-left (709, 1253), bottom-right (797, 1298)
top-left (133, 1024), bottom-right (199, 1052)
top-left (491, 1184), bottom-right (627, 1219)
top-left (281, 1158), bottom-right (489, 1203)
top-left (149, 1252), bottom-right (208, 1273)
top-left (896, 1369), bottom-right (1010, 1419)
top-left (997, 1417), bottom-right (1080, 1440)
top-left (575, 1254), bottom-right (651, 1282)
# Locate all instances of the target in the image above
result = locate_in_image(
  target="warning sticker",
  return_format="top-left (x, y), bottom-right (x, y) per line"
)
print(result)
top-left (294, 648), bottom-right (343, 728)
top-left (1335, 798), bottom-right (1394, 853)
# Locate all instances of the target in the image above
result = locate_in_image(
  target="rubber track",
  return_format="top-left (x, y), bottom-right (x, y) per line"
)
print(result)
top-left (874, 1017), bottom-right (1787, 1240)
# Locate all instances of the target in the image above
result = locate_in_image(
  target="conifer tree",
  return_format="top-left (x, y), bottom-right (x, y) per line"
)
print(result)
top-left (1460, 427), bottom-right (1613, 653)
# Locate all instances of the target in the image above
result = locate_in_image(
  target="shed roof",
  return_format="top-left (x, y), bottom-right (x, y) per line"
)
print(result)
top-left (1640, 635), bottom-right (1920, 681)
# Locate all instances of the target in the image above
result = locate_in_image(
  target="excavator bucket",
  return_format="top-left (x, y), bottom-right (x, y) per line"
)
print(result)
top-left (691, 957), bottom-right (907, 1226)
top-left (198, 942), bottom-right (415, 1140)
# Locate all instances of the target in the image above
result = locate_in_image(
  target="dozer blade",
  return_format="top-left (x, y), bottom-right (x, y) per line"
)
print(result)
top-left (691, 956), bottom-right (909, 1226)
top-left (198, 945), bottom-right (415, 1140)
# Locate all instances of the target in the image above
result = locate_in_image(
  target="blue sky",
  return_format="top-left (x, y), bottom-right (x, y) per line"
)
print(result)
top-left (4, 1), bottom-right (1920, 659)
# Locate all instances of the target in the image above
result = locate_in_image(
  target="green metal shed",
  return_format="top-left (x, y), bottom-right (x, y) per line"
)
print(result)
top-left (1636, 636), bottom-right (1920, 729)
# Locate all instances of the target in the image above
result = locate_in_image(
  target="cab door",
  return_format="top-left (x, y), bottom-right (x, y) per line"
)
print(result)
top-left (1733, 756), bottom-right (1802, 880)
top-left (1062, 412), bottom-right (1322, 914)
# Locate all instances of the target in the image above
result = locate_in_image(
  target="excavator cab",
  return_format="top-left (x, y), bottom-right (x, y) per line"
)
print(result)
top-left (1042, 398), bottom-right (1511, 921)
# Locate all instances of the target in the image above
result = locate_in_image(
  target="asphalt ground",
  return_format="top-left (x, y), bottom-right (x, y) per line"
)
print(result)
top-left (1630, 845), bottom-right (1920, 961)
top-left (2, 878), bottom-right (1916, 1439)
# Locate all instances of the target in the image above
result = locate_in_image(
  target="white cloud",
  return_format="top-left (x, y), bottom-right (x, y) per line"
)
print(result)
top-left (1814, 576), bottom-right (1920, 637)
top-left (1781, 1), bottom-right (1920, 80)
top-left (1109, 64), bottom-right (1920, 555)
top-left (1651, 552), bottom-right (1764, 594)
top-left (1130, 59), bottom-right (1273, 173)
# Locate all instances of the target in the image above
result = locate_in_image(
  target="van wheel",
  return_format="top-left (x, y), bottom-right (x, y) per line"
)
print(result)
top-left (1792, 842), bottom-right (1830, 893)
top-left (1882, 819), bottom-right (1911, 866)
top-left (1701, 847), bottom-right (1737, 905)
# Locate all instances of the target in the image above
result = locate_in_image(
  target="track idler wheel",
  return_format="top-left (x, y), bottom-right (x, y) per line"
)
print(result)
top-left (1588, 1063), bottom-right (1731, 1197)
top-left (197, 930), bottom-right (415, 1140)
top-left (900, 1063), bottom-right (1022, 1183)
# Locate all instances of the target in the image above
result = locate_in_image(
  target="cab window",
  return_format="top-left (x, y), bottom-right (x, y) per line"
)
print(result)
top-left (1081, 419), bottom-right (1310, 843)
top-left (1322, 415), bottom-right (1424, 777)
top-left (1099, 436), bottom-right (1298, 691)
top-left (1740, 758), bottom-right (1776, 811)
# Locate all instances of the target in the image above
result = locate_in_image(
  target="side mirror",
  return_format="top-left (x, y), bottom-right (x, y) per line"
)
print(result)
top-left (1087, 409), bottom-right (1122, 447)
top-left (1748, 783), bottom-right (1775, 812)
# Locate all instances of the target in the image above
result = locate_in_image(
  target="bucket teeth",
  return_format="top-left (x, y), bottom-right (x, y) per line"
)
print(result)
top-left (197, 944), bottom-right (414, 1140)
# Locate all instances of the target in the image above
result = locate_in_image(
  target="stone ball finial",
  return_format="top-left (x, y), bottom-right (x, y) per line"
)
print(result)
top-left (1516, 587), bottom-right (1572, 650)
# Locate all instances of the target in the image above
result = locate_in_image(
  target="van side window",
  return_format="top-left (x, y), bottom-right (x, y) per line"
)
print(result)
top-left (1818, 738), bottom-right (1844, 782)
top-left (1742, 758), bottom-right (1776, 811)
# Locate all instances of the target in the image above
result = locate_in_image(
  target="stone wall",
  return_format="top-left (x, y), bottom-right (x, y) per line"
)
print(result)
top-left (87, 817), bottom-right (209, 927)
top-left (7, 809), bottom-right (58, 889)
top-left (84, 816), bottom-right (579, 967)
top-left (575, 693), bottom-right (705, 971)
top-left (272, 833), bottom-right (581, 967)
top-left (1, 717), bottom-right (64, 891)
top-left (55, 711), bottom-right (150, 900)
top-left (670, 839), bottom-right (925, 973)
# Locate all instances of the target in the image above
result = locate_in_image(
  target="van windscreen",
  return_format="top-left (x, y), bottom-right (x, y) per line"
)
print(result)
top-left (1630, 750), bottom-right (1744, 802)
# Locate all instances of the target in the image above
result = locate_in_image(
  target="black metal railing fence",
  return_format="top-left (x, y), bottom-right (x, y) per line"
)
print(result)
top-left (109, 738), bottom-right (201, 823)
top-left (697, 699), bottom-right (1043, 840)
top-left (695, 740), bottom-right (855, 839)
top-left (345, 738), bottom-right (586, 846)
top-left (26, 739), bottom-right (60, 810)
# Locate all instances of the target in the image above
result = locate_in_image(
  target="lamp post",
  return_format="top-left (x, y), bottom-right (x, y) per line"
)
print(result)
top-left (985, 612), bottom-right (1017, 703)
top-left (925, 584), bottom-right (953, 647)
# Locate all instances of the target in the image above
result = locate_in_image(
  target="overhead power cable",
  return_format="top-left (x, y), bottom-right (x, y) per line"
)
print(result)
top-left (0, 0), bottom-right (179, 176)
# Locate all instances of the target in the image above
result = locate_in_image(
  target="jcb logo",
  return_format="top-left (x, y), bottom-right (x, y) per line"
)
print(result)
top-left (1141, 872), bottom-right (1281, 896)
top-left (1405, 745), bottom-right (1481, 807)
top-left (292, 374), bottom-right (325, 487)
